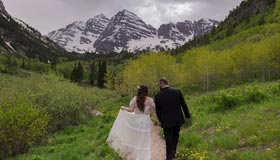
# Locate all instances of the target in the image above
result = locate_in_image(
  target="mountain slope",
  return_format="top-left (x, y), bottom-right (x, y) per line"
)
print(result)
top-left (94, 10), bottom-right (157, 53)
top-left (48, 10), bottom-right (219, 54)
top-left (174, 0), bottom-right (277, 53)
top-left (48, 14), bottom-right (110, 53)
top-left (0, 0), bottom-right (65, 62)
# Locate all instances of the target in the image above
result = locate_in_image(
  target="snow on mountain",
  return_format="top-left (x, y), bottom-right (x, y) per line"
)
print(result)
top-left (158, 22), bottom-right (186, 41)
top-left (193, 18), bottom-right (220, 37)
top-left (85, 14), bottom-right (110, 34)
top-left (127, 33), bottom-right (194, 53)
top-left (48, 10), bottom-right (219, 54)
top-left (94, 9), bottom-right (157, 53)
top-left (48, 14), bottom-right (110, 53)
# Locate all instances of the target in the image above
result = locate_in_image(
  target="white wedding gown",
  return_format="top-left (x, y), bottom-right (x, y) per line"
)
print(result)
top-left (106, 97), bottom-right (155, 160)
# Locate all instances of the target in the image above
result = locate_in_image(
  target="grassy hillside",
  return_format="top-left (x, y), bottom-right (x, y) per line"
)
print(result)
top-left (7, 96), bottom-right (129, 160)
top-left (118, 0), bottom-right (280, 94)
top-left (1, 0), bottom-right (280, 159)
top-left (0, 71), bottom-right (119, 158)
top-left (177, 81), bottom-right (280, 160)
top-left (6, 80), bottom-right (279, 160)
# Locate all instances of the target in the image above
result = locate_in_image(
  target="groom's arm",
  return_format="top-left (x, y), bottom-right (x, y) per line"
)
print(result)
top-left (154, 95), bottom-right (161, 122)
top-left (178, 90), bottom-right (191, 119)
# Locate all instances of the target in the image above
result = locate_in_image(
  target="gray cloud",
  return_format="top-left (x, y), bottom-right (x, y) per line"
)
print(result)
top-left (2, 0), bottom-right (243, 34)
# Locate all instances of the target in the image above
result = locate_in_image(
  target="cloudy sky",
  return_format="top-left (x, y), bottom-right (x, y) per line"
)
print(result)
top-left (2, 0), bottom-right (243, 34)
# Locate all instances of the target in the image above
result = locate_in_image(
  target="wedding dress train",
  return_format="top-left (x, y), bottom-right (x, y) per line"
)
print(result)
top-left (106, 97), bottom-right (155, 160)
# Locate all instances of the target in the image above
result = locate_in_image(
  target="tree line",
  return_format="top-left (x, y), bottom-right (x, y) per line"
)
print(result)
top-left (110, 32), bottom-right (280, 95)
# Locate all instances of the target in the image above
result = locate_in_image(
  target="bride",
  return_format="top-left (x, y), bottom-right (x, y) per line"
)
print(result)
top-left (106, 85), bottom-right (161, 160)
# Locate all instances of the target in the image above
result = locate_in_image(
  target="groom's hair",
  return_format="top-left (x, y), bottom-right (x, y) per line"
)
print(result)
top-left (159, 78), bottom-right (169, 85)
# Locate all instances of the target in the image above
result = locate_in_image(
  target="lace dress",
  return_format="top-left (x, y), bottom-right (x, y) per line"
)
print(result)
top-left (106, 97), bottom-right (155, 160)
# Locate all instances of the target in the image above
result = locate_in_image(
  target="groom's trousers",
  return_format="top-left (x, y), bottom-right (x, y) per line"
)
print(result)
top-left (163, 125), bottom-right (181, 160)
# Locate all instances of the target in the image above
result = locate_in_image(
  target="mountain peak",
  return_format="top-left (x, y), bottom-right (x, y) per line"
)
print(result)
top-left (115, 9), bottom-right (139, 20)
top-left (93, 9), bottom-right (157, 53)
top-left (65, 21), bottom-right (86, 30)
top-left (73, 21), bottom-right (85, 25)
top-left (168, 22), bottom-right (176, 26)
top-left (92, 13), bottom-right (107, 20)
top-left (121, 9), bottom-right (134, 15)
top-left (86, 13), bottom-right (109, 24)
top-left (48, 10), bottom-right (218, 53)
top-left (85, 14), bottom-right (110, 35)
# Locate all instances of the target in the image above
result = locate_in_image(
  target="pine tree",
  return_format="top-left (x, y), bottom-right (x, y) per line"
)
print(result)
top-left (102, 61), bottom-right (107, 85)
top-left (71, 63), bottom-right (78, 82)
top-left (97, 61), bottom-right (107, 88)
top-left (97, 61), bottom-right (103, 88)
top-left (21, 60), bottom-right (26, 69)
top-left (89, 61), bottom-right (96, 86)
top-left (51, 58), bottom-right (58, 70)
top-left (77, 61), bottom-right (84, 83)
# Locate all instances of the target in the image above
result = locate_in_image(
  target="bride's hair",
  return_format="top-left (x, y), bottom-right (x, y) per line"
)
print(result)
top-left (136, 85), bottom-right (148, 113)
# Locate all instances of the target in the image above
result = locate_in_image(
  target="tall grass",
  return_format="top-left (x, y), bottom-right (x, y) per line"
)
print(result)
top-left (176, 81), bottom-right (280, 160)
top-left (7, 79), bottom-right (280, 160)
top-left (0, 71), bottom-right (118, 158)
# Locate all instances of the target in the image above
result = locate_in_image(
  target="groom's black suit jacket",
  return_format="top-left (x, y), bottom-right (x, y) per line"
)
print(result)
top-left (155, 87), bottom-right (191, 128)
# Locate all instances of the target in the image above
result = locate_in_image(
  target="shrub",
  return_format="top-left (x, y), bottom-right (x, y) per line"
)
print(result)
top-left (214, 91), bottom-right (242, 108)
top-left (272, 80), bottom-right (280, 95)
top-left (205, 82), bottom-right (280, 110)
top-left (28, 88), bottom-right (89, 132)
top-left (0, 100), bottom-right (50, 158)
top-left (244, 86), bottom-right (267, 103)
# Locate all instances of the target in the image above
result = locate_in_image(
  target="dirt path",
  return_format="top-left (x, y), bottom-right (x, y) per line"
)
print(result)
top-left (151, 124), bottom-right (166, 160)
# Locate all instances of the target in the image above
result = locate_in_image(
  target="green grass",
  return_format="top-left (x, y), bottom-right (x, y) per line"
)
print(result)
top-left (7, 94), bottom-right (129, 160)
top-left (177, 82), bottom-right (280, 160)
top-left (4, 77), bottom-right (278, 160)
top-left (210, 23), bottom-right (280, 51)
top-left (0, 71), bottom-right (124, 159)
top-left (9, 116), bottom-right (121, 160)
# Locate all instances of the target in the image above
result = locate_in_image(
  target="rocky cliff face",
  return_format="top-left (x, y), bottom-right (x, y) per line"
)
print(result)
top-left (48, 14), bottom-right (110, 53)
top-left (48, 10), bottom-right (219, 53)
top-left (176, 20), bottom-right (194, 37)
top-left (158, 22), bottom-right (186, 41)
top-left (93, 9), bottom-right (157, 52)
top-left (193, 19), bottom-right (220, 37)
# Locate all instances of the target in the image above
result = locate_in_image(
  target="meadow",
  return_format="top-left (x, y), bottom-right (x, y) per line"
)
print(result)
top-left (2, 72), bottom-right (278, 159)
top-left (176, 81), bottom-right (280, 160)
top-left (0, 71), bottom-right (120, 159)
top-left (1, 1), bottom-right (280, 159)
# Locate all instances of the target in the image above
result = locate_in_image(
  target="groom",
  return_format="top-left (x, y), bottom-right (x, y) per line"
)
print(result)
top-left (155, 78), bottom-right (191, 160)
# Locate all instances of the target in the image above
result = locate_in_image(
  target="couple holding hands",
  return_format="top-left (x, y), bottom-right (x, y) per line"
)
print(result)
top-left (107, 78), bottom-right (191, 160)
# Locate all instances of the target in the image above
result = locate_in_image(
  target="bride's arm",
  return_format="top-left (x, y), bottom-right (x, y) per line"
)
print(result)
top-left (151, 107), bottom-right (161, 126)
top-left (120, 105), bottom-right (135, 112)
top-left (149, 98), bottom-right (161, 126)
top-left (120, 97), bottom-right (136, 112)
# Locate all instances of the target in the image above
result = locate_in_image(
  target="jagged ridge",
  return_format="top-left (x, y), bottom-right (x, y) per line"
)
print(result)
top-left (48, 9), bottom-right (219, 54)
